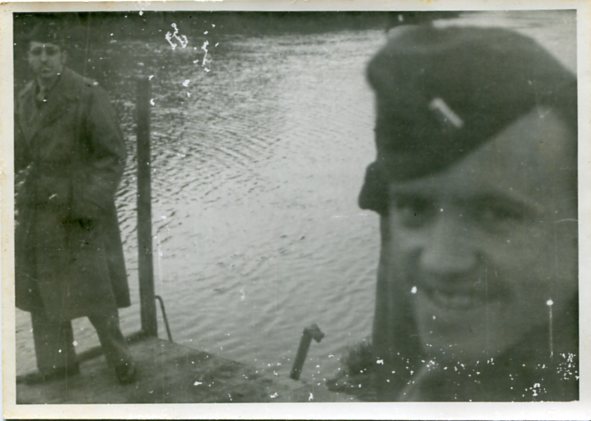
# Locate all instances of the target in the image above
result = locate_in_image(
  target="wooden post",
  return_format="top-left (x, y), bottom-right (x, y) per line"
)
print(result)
top-left (136, 77), bottom-right (158, 337)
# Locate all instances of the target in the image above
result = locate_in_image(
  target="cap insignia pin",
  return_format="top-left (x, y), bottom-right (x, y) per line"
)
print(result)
top-left (429, 97), bottom-right (464, 129)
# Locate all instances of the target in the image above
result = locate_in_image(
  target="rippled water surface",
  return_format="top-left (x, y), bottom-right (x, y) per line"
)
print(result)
top-left (15, 11), bottom-right (576, 385)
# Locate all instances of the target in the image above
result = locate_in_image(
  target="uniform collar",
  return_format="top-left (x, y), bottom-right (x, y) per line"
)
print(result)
top-left (35, 71), bottom-right (62, 95)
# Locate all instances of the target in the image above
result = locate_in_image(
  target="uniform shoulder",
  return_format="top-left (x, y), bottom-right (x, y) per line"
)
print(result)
top-left (81, 75), bottom-right (100, 88)
top-left (63, 69), bottom-right (111, 104)
top-left (65, 68), bottom-right (101, 91)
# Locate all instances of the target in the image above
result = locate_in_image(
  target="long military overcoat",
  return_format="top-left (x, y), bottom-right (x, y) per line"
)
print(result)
top-left (15, 68), bottom-right (131, 321)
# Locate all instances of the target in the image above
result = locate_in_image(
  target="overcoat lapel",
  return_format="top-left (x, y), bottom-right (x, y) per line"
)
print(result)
top-left (38, 73), bottom-right (78, 128)
top-left (17, 71), bottom-right (79, 146)
top-left (17, 83), bottom-right (37, 146)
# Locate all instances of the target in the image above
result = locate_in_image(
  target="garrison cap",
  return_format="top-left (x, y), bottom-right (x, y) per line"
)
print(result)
top-left (26, 18), bottom-right (67, 47)
top-left (359, 25), bottom-right (577, 214)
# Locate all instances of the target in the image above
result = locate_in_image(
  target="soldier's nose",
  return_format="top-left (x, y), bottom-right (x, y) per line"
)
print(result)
top-left (419, 216), bottom-right (478, 277)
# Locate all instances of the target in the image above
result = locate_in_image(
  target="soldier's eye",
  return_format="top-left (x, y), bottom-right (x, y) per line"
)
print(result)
top-left (474, 201), bottom-right (526, 230)
top-left (390, 193), bottom-right (435, 227)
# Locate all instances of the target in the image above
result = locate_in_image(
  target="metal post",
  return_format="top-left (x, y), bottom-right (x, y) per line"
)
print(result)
top-left (290, 324), bottom-right (325, 380)
top-left (136, 77), bottom-right (158, 337)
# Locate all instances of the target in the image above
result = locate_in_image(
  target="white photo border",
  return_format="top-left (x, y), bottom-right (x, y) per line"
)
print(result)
top-left (2, 1), bottom-right (590, 419)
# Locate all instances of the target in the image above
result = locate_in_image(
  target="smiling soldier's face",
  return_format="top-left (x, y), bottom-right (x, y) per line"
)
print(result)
top-left (384, 107), bottom-right (577, 363)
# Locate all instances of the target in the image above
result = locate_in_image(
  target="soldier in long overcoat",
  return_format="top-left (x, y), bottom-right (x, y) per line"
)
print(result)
top-left (15, 21), bottom-right (136, 384)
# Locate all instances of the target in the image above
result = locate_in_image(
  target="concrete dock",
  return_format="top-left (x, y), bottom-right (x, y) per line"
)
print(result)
top-left (16, 337), bottom-right (352, 403)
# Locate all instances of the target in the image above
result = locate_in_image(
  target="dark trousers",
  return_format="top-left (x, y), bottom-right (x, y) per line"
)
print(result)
top-left (31, 308), bottom-right (132, 374)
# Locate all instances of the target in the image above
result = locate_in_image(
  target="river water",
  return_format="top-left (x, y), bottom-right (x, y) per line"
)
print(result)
top-left (15, 10), bottom-right (576, 388)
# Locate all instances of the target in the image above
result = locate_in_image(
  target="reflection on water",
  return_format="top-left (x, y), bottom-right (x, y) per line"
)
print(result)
top-left (114, 29), bottom-right (382, 381)
top-left (15, 10), bottom-right (576, 384)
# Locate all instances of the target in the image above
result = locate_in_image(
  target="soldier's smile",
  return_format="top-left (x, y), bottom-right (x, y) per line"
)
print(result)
top-left (419, 283), bottom-right (490, 312)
